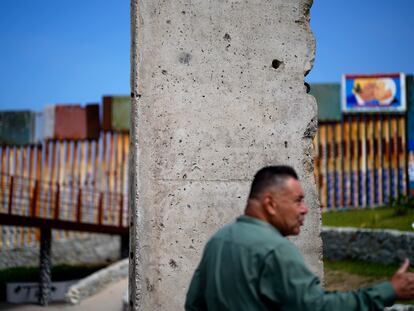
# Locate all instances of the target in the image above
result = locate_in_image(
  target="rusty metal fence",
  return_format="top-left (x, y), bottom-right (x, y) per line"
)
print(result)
top-left (314, 114), bottom-right (407, 209)
top-left (0, 132), bottom-right (129, 249)
top-left (1, 113), bottom-right (410, 246)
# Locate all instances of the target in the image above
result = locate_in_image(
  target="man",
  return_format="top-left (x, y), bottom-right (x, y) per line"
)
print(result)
top-left (185, 165), bottom-right (414, 310)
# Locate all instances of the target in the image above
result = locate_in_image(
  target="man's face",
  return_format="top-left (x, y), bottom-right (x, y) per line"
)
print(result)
top-left (266, 177), bottom-right (308, 236)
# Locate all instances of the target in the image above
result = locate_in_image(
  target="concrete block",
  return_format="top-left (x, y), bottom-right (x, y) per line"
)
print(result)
top-left (7, 280), bottom-right (77, 303)
top-left (130, 0), bottom-right (321, 310)
top-left (102, 96), bottom-right (131, 132)
top-left (0, 111), bottom-right (35, 145)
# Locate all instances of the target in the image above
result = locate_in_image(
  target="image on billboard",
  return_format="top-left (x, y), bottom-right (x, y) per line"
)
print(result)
top-left (341, 73), bottom-right (406, 113)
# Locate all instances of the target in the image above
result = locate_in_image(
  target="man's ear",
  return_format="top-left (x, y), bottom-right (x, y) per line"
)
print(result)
top-left (263, 193), bottom-right (277, 216)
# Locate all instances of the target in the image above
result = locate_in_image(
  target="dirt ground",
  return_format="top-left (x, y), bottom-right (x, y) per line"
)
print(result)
top-left (324, 268), bottom-right (388, 291)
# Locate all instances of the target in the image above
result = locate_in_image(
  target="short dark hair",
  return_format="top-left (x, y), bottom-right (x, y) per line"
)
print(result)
top-left (248, 165), bottom-right (298, 199)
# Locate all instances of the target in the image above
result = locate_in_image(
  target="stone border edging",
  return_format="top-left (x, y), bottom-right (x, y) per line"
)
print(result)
top-left (65, 258), bottom-right (128, 304)
top-left (322, 227), bottom-right (414, 265)
top-left (385, 304), bottom-right (414, 311)
top-left (122, 288), bottom-right (129, 311)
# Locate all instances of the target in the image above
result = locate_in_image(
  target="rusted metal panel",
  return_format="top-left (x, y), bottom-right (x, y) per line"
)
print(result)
top-left (111, 97), bottom-right (130, 132)
top-left (0, 131), bottom-right (131, 249)
top-left (317, 114), bottom-right (407, 210)
top-left (310, 84), bottom-right (341, 121)
top-left (0, 214), bottom-right (128, 235)
top-left (398, 117), bottom-right (407, 195)
top-left (102, 96), bottom-right (131, 132)
top-left (406, 75), bottom-right (414, 195)
top-left (86, 104), bottom-right (100, 140)
top-left (54, 105), bottom-right (87, 140)
top-left (102, 96), bottom-right (112, 131)
top-left (43, 105), bottom-right (97, 141)
top-left (0, 111), bottom-right (35, 146)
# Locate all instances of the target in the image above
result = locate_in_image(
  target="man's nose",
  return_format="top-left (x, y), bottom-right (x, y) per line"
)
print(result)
top-left (301, 203), bottom-right (309, 214)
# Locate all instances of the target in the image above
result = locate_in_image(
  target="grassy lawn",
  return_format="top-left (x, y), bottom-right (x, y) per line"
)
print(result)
top-left (325, 259), bottom-right (406, 279)
top-left (322, 206), bottom-right (414, 231)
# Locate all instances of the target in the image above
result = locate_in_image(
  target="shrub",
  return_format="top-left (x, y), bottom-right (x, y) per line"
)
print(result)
top-left (388, 195), bottom-right (414, 216)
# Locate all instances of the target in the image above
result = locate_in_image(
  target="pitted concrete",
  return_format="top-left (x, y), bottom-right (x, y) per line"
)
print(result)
top-left (0, 233), bottom-right (120, 269)
top-left (130, 0), bottom-right (320, 310)
top-left (65, 259), bottom-right (128, 305)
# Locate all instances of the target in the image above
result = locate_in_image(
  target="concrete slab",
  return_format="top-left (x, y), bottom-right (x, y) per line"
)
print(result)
top-left (130, 0), bottom-right (321, 310)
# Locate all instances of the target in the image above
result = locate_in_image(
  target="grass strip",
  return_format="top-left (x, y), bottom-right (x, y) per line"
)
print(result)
top-left (324, 259), bottom-right (406, 278)
top-left (322, 207), bottom-right (414, 231)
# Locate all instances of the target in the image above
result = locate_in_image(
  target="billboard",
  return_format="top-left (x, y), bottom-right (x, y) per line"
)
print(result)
top-left (341, 73), bottom-right (406, 113)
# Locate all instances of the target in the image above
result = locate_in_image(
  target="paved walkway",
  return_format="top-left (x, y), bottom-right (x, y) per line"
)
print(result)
top-left (0, 278), bottom-right (127, 311)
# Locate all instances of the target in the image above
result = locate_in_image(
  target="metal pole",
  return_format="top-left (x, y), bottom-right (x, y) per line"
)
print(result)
top-left (39, 228), bottom-right (52, 306)
top-left (120, 233), bottom-right (129, 259)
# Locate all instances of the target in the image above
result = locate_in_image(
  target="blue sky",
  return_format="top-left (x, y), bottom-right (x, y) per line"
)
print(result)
top-left (0, 0), bottom-right (413, 111)
top-left (0, 0), bottom-right (129, 111)
top-left (309, 0), bottom-right (414, 82)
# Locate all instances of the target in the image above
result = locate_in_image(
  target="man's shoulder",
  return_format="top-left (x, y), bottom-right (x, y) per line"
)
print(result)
top-left (207, 217), bottom-right (289, 252)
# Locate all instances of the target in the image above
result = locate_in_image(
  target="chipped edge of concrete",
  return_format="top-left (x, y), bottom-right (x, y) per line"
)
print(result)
top-left (299, 0), bottom-right (324, 280)
top-left (130, 0), bottom-right (145, 310)
top-left (65, 259), bottom-right (128, 305)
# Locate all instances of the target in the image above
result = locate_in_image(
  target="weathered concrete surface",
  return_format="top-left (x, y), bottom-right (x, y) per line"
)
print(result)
top-left (0, 233), bottom-right (120, 269)
top-left (66, 259), bottom-right (128, 305)
top-left (130, 0), bottom-right (320, 310)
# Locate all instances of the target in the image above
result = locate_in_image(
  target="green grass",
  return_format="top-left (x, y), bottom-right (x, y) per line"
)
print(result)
top-left (324, 259), bottom-right (407, 278)
top-left (0, 263), bottom-right (108, 301)
top-left (322, 206), bottom-right (414, 231)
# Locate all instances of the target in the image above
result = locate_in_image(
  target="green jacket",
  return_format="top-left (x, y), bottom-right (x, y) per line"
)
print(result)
top-left (185, 215), bottom-right (396, 311)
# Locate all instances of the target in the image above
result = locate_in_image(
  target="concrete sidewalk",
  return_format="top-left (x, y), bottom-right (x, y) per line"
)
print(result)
top-left (0, 278), bottom-right (127, 311)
